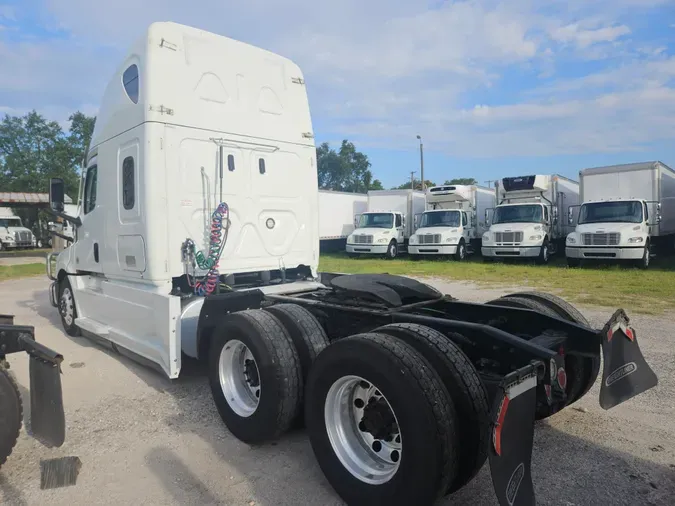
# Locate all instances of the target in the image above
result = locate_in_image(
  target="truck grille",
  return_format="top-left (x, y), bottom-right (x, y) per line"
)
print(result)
top-left (14, 231), bottom-right (32, 243)
top-left (581, 233), bottom-right (620, 246)
top-left (353, 234), bottom-right (373, 244)
top-left (419, 234), bottom-right (441, 244)
top-left (494, 232), bottom-right (523, 244)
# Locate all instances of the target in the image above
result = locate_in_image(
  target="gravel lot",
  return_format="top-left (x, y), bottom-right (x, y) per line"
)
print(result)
top-left (1, 276), bottom-right (674, 505)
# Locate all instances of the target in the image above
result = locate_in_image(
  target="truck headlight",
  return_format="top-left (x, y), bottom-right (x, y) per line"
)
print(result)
top-left (482, 233), bottom-right (490, 241)
top-left (446, 237), bottom-right (458, 243)
top-left (567, 236), bottom-right (576, 244)
top-left (377, 238), bottom-right (388, 243)
top-left (529, 235), bottom-right (543, 241)
top-left (628, 236), bottom-right (644, 244)
top-left (410, 236), bottom-right (417, 244)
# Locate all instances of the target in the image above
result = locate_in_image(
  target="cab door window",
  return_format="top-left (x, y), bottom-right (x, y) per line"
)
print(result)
top-left (395, 214), bottom-right (402, 228)
top-left (84, 165), bottom-right (98, 214)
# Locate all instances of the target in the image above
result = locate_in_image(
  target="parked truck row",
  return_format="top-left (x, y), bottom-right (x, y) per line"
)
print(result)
top-left (333, 163), bottom-right (675, 268)
top-left (44, 22), bottom-right (659, 506)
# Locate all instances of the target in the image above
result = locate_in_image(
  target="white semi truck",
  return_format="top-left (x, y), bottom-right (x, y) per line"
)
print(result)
top-left (345, 189), bottom-right (425, 258)
top-left (566, 161), bottom-right (675, 269)
top-left (408, 184), bottom-right (494, 260)
top-left (45, 22), bottom-right (658, 506)
top-left (482, 175), bottom-right (579, 264)
top-left (318, 190), bottom-right (367, 252)
top-left (0, 208), bottom-right (36, 250)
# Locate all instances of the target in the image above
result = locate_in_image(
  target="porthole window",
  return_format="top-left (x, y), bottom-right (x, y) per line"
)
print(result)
top-left (122, 64), bottom-right (139, 104)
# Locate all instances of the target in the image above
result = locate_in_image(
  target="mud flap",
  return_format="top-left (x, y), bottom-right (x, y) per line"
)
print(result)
top-left (599, 309), bottom-right (658, 410)
top-left (19, 335), bottom-right (66, 448)
top-left (489, 372), bottom-right (538, 506)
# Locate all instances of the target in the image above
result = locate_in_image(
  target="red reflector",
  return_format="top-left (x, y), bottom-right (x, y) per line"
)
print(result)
top-left (625, 327), bottom-right (635, 341)
top-left (557, 367), bottom-right (568, 390)
top-left (493, 395), bottom-right (510, 457)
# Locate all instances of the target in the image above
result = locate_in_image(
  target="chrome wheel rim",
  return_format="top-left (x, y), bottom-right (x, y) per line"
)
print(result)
top-left (459, 244), bottom-right (465, 259)
top-left (324, 375), bottom-right (402, 484)
top-left (60, 287), bottom-right (74, 326)
top-left (219, 339), bottom-right (261, 417)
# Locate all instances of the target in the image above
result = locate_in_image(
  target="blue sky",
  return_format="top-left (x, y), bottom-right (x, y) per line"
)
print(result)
top-left (1, 0), bottom-right (674, 189)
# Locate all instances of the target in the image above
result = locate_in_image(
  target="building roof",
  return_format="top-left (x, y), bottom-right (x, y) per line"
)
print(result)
top-left (0, 192), bottom-right (73, 204)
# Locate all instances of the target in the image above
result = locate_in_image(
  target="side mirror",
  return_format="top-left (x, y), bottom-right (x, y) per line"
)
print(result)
top-left (401, 215), bottom-right (406, 227)
top-left (49, 178), bottom-right (65, 213)
top-left (658, 213), bottom-right (663, 224)
top-left (414, 213), bottom-right (421, 230)
top-left (354, 214), bottom-right (361, 228)
top-left (485, 208), bottom-right (494, 227)
top-left (567, 208), bottom-right (573, 225)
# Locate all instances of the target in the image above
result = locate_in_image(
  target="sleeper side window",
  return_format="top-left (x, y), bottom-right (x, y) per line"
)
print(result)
top-left (122, 156), bottom-right (135, 210)
top-left (84, 165), bottom-right (98, 214)
top-left (395, 214), bottom-right (402, 227)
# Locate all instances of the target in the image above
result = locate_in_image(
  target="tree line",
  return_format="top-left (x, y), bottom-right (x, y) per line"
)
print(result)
top-left (317, 140), bottom-right (477, 192)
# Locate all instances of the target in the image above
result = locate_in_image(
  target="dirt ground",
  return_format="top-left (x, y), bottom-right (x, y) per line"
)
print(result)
top-left (1, 276), bottom-right (674, 506)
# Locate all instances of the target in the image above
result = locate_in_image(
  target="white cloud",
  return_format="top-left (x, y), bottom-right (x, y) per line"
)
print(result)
top-left (550, 23), bottom-right (631, 48)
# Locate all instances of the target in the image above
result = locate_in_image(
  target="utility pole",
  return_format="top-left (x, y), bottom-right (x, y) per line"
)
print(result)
top-left (410, 171), bottom-right (417, 190)
top-left (485, 179), bottom-right (496, 188)
top-left (416, 135), bottom-right (424, 191)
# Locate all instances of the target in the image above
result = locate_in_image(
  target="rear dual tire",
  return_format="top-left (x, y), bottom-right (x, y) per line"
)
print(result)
top-left (486, 291), bottom-right (601, 419)
top-left (208, 305), bottom-right (329, 442)
top-left (305, 333), bottom-right (459, 506)
top-left (0, 366), bottom-right (22, 468)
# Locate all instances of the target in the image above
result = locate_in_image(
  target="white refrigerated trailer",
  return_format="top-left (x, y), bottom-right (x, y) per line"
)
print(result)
top-left (566, 161), bottom-right (675, 268)
top-left (345, 189), bottom-right (426, 258)
top-left (44, 22), bottom-right (658, 506)
top-left (482, 175), bottom-right (579, 264)
top-left (318, 190), bottom-right (367, 252)
top-left (408, 184), bottom-right (494, 260)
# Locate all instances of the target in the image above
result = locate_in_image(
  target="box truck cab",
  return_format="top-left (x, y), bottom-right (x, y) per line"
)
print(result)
top-left (566, 162), bottom-right (675, 269)
top-left (482, 175), bottom-right (579, 264)
top-left (0, 209), bottom-right (36, 250)
top-left (408, 184), bottom-right (494, 260)
top-left (345, 189), bottom-right (425, 258)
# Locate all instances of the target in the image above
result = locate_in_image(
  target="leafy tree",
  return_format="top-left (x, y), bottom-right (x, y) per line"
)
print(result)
top-left (0, 110), bottom-right (96, 230)
top-left (391, 180), bottom-right (436, 191)
top-left (444, 178), bottom-right (478, 185)
top-left (317, 140), bottom-right (379, 193)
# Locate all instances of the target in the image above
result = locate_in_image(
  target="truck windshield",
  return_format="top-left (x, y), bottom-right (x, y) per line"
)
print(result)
top-left (358, 213), bottom-right (394, 229)
top-left (493, 204), bottom-right (543, 224)
top-left (0, 218), bottom-right (23, 228)
top-left (578, 201), bottom-right (643, 224)
top-left (419, 211), bottom-right (460, 228)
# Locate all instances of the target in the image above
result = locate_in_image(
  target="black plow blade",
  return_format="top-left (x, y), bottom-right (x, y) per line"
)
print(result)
top-left (488, 371), bottom-right (538, 506)
top-left (599, 309), bottom-right (658, 410)
top-left (23, 338), bottom-right (66, 448)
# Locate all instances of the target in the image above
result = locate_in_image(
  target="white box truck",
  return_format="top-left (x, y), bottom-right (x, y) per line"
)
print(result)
top-left (566, 161), bottom-right (675, 268)
top-left (345, 189), bottom-right (426, 258)
top-left (318, 190), bottom-right (367, 252)
top-left (0, 208), bottom-right (36, 250)
top-left (44, 22), bottom-right (658, 506)
top-left (482, 175), bottom-right (579, 264)
top-left (408, 184), bottom-right (494, 260)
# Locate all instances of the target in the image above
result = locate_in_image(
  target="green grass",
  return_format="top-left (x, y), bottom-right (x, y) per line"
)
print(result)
top-left (319, 253), bottom-right (675, 314)
top-left (0, 263), bottom-right (46, 280)
top-left (0, 248), bottom-right (50, 257)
